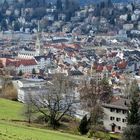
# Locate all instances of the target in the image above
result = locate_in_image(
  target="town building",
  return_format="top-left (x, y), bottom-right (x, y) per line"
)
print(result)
top-left (102, 98), bottom-right (129, 133)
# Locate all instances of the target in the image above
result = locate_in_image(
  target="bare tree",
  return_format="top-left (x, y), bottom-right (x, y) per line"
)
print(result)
top-left (28, 74), bottom-right (77, 129)
top-left (23, 99), bottom-right (36, 124)
top-left (79, 77), bottom-right (112, 125)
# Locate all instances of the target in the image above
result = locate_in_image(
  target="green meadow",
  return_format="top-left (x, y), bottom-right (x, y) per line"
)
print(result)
top-left (0, 98), bottom-right (91, 140)
top-left (0, 98), bottom-right (23, 120)
top-left (0, 121), bottom-right (90, 140)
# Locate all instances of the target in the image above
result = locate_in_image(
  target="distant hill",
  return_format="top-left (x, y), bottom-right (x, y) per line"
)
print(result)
top-left (0, 0), bottom-right (14, 4)
top-left (0, 0), bottom-right (137, 5)
top-left (79, 0), bottom-right (133, 6)
top-left (47, 0), bottom-right (135, 6)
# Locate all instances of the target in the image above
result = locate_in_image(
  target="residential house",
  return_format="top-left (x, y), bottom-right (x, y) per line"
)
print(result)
top-left (34, 55), bottom-right (51, 70)
top-left (123, 24), bottom-right (134, 31)
top-left (102, 98), bottom-right (129, 133)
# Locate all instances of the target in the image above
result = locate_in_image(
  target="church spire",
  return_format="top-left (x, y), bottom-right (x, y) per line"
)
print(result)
top-left (35, 21), bottom-right (41, 56)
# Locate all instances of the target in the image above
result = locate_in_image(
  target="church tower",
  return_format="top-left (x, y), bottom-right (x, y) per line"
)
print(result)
top-left (35, 35), bottom-right (41, 56)
top-left (35, 21), bottom-right (42, 56)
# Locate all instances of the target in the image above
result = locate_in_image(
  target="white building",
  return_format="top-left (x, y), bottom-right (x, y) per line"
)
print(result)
top-left (34, 56), bottom-right (51, 70)
top-left (15, 59), bottom-right (38, 74)
top-left (0, 57), bottom-right (38, 74)
top-left (13, 79), bottom-right (47, 103)
top-left (120, 14), bottom-right (127, 21)
top-left (123, 24), bottom-right (134, 31)
top-left (102, 98), bottom-right (129, 133)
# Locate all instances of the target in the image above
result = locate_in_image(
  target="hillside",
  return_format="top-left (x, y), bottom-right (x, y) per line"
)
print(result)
top-left (0, 98), bottom-right (23, 121)
top-left (0, 98), bottom-right (90, 140)
top-left (79, 0), bottom-right (133, 5)
top-left (0, 0), bottom-right (134, 5)
top-left (0, 121), bottom-right (91, 140)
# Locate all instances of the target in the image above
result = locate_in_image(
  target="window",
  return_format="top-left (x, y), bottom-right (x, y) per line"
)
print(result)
top-left (116, 118), bottom-right (121, 122)
top-left (110, 116), bottom-right (115, 120)
top-left (122, 119), bottom-right (126, 123)
top-left (122, 110), bottom-right (127, 114)
top-left (116, 109), bottom-right (121, 113)
top-left (110, 108), bottom-right (115, 112)
top-left (118, 126), bottom-right (121, 130)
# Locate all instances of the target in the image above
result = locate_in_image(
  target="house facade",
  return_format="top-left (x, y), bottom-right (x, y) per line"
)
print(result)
top-left (0, 58), bottom-right (38, 74)
top-left (102, 98), bottom-right (129, 133)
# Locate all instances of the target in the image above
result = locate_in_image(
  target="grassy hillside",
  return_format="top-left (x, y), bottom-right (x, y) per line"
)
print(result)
top-left (0, 98), bottom-right (91, 140)
top-left (0, 121), bottom-right (90, 140)
top-left (0, 98), bottom-right (24, 121)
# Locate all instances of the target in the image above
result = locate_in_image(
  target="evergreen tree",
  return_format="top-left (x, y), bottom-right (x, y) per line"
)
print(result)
top-left (18, 70), bottom-right (23, 76)
top-left (56, 0), bottom-right (62, 11)
top-left (65, 0), bottom-right (69, 10)
top-left (107, 0), bottom-right (113, 7)
top-left (127, 13), bottom-right (132, 22)
top-left (32, 68), bottom-right (36, 75)
top-left (2, 0), bottom-right (9, 12)
top-left (109, 18), bottom-right (115, 26)
top-left (129, 80), bottom-right (139, 97)
top-left (122, 80), bottom-right (140, 140)
top-left (122, 125), bottom-right (140, 140)
top-left (1, 19), bottom-right (8, 31)
top-left (13, 21), bottom-right (20, 31)
top-left (79, 115), bottom-right (89, 135)
top-left (127, 96), bottom-right (140, 125)
top-left (94, 4), bottom-right (101, 17)
top-left (100, 1), bottom-right (105, 9)
top-left (131, 3), bottom-right (135, 11)
top-left (127, 80), bottom-right (140, 125)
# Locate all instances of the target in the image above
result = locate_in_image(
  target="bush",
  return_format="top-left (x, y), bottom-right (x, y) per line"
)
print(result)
top-left (34, 115), bottom-right (49, 124)
top-left (0, 80), bottom-right (17, 100)
top-left (94, 131), bottom-right (110, 140)
top-left (88, 129), bottom-right (110, 140)
top-left (122, 125), bottom-right (140, 140)
top-left (60, 116), bottom-right (71, 123)
top-left (87, 130), bottom-right (94, 138)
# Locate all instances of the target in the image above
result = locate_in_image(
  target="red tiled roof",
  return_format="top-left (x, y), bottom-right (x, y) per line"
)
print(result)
top-left (15, 59), bottom-right (37, 67)
top-left (108, 52), bottom-right (117, 57)
top-left (117, 60), bottom-right (127, 69)
top-left (106, 65), bottom-right (113, 71)
top-left (96, 65), bottom-right (104, 72)
top-left (0, 58), bottom-right (37, 68)
top-left (0, 60), bottom-right (4, 68)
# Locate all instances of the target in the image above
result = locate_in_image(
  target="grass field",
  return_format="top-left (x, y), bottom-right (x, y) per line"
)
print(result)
top-left (0, 98), bottom-right (91, 140)
top-left (0, 121), bottom-right (90, 140)
top-left (0, 98), bottom-right (24, 120)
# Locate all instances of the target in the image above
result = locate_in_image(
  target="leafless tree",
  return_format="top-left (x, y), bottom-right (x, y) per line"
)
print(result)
top-left (28, 74), bottom-right (77, 129)
top-left (79, 77), bottom-right (112, 125)
top-left (23, 97), bottom-right (37, 124)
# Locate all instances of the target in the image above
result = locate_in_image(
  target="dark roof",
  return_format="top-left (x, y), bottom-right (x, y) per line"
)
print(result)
top-left (102, 98), bottom-right (130, 110)
top-left (21, 47), bottom-right (34, 51)
top-left (52, 39), bottom-right (69, 43)
top-left (34, 55), bottom-right (48, 61)
top-left (69, 70), bottom-right (84, 76)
